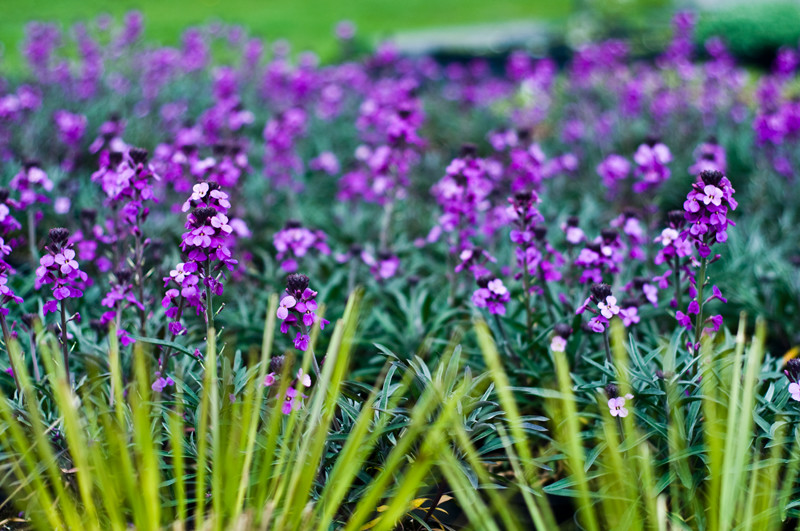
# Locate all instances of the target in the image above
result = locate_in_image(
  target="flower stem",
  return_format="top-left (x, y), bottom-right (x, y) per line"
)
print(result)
top-left (0, 313), bottom-right (20, 390)
top-left (522, 260), bottom-right (534, 342)
top-left (27, 210), bottom-right (38, 262)
top-left (205, 260), bottom-right (214, 337)
top-left (133, 228), bottom-right (147, 335)
top-left (378, 199), bottom-right (395, 252)
top-left (673, 254), bottom-right (681, 310)
top-left (603, 329), bottom-right (612, 365)
top-left (28, 330), bottom-right (40, 382)
top-left (693, 257), bottom-right (709, 349)
top-left (59, 299), bottom-right (70, 384)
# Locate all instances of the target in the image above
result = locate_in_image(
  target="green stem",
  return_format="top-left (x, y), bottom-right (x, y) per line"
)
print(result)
top-left (133, 226), bottom-right (147, 335)
top-left (603, 329), bottom-right (612, 366)
top-left (673, 254), bottom-right (682, 310)
top-left (522, 259), bottom-right (533, 343)
top-left (0, 313), bottom-right (20, 390)
top-left (378, 199), bottom-right (395, 252)
top-left (60, 299), bottom-right (71, 384)
top-left (205, 260), bottom-right (214, 337)
top-left (693, 257), bottom-right (709, 349)
top-left (27, 210), bottom-right (38, 262)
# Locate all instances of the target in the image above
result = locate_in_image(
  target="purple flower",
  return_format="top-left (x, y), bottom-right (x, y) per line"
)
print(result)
top-left (276, 274), bottom-right (325, 351)
top-left (472, 275), bottom-right (511, 315)
top-left (683, 170), bottom-right (736, 257)
top-left (273, 221), bottom-right (330, 273)
top-left (632, 139), bottom-right (672, 193)
top-left (36, 228), bottom-right (87, 313)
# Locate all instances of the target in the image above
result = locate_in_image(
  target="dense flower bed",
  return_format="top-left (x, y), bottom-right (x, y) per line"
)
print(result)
top-left (1, 9), bottom-right (800, 529)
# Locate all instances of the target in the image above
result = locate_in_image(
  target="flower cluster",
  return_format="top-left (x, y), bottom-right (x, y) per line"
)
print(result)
top-left (35, 228), bottom-right (87, 315)
top-left (273, 221), bottom-right (330, 272)
top-left (162, 182), bottom-right (237, 334)
top-left (264, 355), bottom-right (313, 414)
top-left (577, 283), bottom-right (639, 333)
top-left (10, 161), bottom-right (53, 209)
top-left (276, 274), bottom-right (328, 351)
top-left (632, 138), bottom-right (672, 193)
top-left (472, 274), bottom-right (510, 315)
top-left (606, 383), bottom-right (633, 418)
top-left (682, 169), bottom-right (737, 257)
top-left (785, 359), bottom-right (800, 402)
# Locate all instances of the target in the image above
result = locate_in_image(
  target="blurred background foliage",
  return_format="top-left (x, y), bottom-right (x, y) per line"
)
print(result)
top-left (3, 0), bottom-right (800, 73)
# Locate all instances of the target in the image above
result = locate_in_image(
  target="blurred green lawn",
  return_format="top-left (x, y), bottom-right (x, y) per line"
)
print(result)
top-left (1, 0), bottom-right (572, 69)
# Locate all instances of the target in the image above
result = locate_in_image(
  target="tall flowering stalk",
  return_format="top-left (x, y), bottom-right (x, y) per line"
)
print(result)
top-left (276, 273), bottom-right (328, 375)
top-left (508, 190), bottom-right (543, 338)
top-left (93, 148), bottom-right (159, 340)
top-left (679, 169), bottom-right (736, 351)
top-left (10, 161), bottom-right (52, 261)
top-left (162, 182), bottom-right (237, 340)
top-left (35, 228), bottom-right (87, 382)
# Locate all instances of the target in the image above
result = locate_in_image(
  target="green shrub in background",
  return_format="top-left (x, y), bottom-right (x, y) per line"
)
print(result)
top-left (697, 2), bottom-right (800, 65)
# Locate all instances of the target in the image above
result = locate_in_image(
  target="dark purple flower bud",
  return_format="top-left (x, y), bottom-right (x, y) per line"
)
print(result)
top-left (269, 354), bottom-right (285, 374)
top-left (605, 383), bottom-right (619, 398)
top-left (114, 268), bottom-right (132, 285)
top-left (476, 273), bottom-right (494, 288)
top-left (655, 369), bottom-right (665, 380)
top-left (590, 283), bottom-right (612, 302)
top-left (645, 135), bottom-right (659, 147)
top-left (786, 359), bottom-right (800, 382)
top-left (601, 228), bottom-right (618, 244)
top-left (23, 160), bottom-right (41, 171)
top-left (0, 189), bottom-right (9, 204)
top-left (48, 227), bottom-right (70, 247)
top-left (667, 210), bottom-right (685, 228)
top-left (699, 169), bottom-right (724, 187)
top-left (533, 226), bottom-right (548, 241)
top-left (566, 216), bottom-right (580, 227)
top-left (193, 207), bottom-right (217, 224)
top-left (21, 314), bottom-right (36, 328)
top-left (286, 273), bottom-right (310, 294)
top-left (632, 276), bottom-right (648, 289)
top-left (108, 151), bottom-right (124, 167)
top-left (285, 219), bottom-right (302, 229)
top-left (554, 323), bottom-right (572, 338)
top-left (129, 148), bottom-right (148, 165)
top-left (621, 297), bottom-right (639, 309)
top-left (460, 143), bottom-right (477, 158)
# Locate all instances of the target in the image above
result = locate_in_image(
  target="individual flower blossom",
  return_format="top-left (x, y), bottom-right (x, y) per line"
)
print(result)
top-left (561, 216), bottom-right (585, 245)
top-left (309, 151), bottom-right (341, 175)
top-left (152, 371), bottom-right (175, 392)
top-left (550, 323), bottom-right (571, 352)
top-left (361, 250), bottom-right (400, 281)
top-left (632, 137), bottom-right (672, 193)
top-left (596, 154), bottom-right (630, 196)
top-left (618, 298), bottom-right (640, 327)
top-left (606, 383), bottom-right (633, 418)
top-left (785, 359), bottom-right (800, 402)
top-left (273, 220), bottom-right (330, 272)
top-left (471, 274), bottom-right (510, 315)
top-left (577, 283), bottom-right (621, 333)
